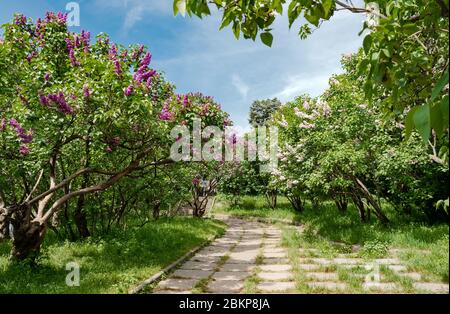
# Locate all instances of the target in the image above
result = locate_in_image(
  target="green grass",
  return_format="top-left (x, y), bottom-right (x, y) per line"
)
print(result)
top-left (213, 195), bottom-right (301, 223)
top-left (0, 217), bottom-right (225, 294)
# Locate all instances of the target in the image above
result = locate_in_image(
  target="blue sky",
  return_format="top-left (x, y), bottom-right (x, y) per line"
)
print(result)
top-left (0, 0), bottom-right (365, 129)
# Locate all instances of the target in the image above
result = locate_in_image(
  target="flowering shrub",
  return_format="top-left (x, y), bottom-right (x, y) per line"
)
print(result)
top-left (0, 12), bottom-right (231, 259)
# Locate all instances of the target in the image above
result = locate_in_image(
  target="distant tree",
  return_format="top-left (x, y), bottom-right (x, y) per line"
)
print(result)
top-left (249, 98), bottom-right (282, 127)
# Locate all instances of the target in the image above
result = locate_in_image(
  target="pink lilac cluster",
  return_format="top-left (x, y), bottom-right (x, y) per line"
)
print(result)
top-left (14, 14), bottom-right (27, 26)
top-left (124, 85), bottom-right (134, 97)
top-left (159, 102), bottom-right (174, 121)
top-left (132, 45), bottom-right (145, 61)
top-left (133, 52), bottom-right (156, 84)
top-left (45, 12), bottom-right (68, 24)
top-left (39, 92), bottom-right (74, 114)
top-left (105, 136), bottom-right (120, 153)
top-left (26, 51), bottom-right (38, 62)
top-left (109, 44), bottom-right (122, 76)
top-left (33, 13), bottom-right (68, 47)
top-left (9, 118), bottom-right (33, 156)
top-left (81, 30), bottom-right (90, 53)
top-left (229, 133), bottom-right (238, 145)
top-left (83, 83), bottom-right (90, 98)
top-left (65, 36), bottom-right (80, 66)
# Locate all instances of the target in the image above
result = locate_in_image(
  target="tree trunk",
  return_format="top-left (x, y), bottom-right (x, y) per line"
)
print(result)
top-left (334, 195), bottom-right (348, 212)
top-left (354, 177), bottom-right (389, 224)
top-left (287, 194), bottom-right (304, 212)
top-left (9, 204), bottom-right (46, 260)
top-left (351, 194), bottom-right (368, 223)
top-left (265, 190), bottom-right (277, 209)
top-left (10, 221), bottom-right (45, 260)
top-left (152, 201), bottom-right (161, 220)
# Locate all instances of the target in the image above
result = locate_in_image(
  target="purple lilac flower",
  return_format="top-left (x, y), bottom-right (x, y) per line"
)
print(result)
top-left (183, 95), bottom-right (189, 108)
top-left (159, 103), bottom-right (174, 121)
top-left (139, 52), bottom-right (152, 68)
top-left (81, 30), bottom-right (90, 53)
top-left (56, 92), bottom-right (73, 114)
top-left (124, 85), bottom-right (134, 97)
top-left (57, 12), bottom-right (68, 24)
top-left (14, 14), bottom-right (27, 26)
top-left (19, 145), bottom-right (30, 156)
top-left (145, 77), bottom-right (152, 89)
top-left (109, 44), bottom-right (118, 58)
top-left (26, 51), bottom-right (38, 62)
top-left (9, 119), bottom-right (33, 143)
top-left (46, 92), bottom-right (73, 114)
top-left (44, 73), bottom-right (50, 81)
top-left (132, 45), bottom-right (144, 61)
top-left (83, 83), bottom-right (90, 98)
top-left (192, 178), bottom-right (200, 186)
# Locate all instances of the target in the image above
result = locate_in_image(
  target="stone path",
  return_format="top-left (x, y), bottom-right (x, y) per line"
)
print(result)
top-left (152, 215), bottom-right (449, 294)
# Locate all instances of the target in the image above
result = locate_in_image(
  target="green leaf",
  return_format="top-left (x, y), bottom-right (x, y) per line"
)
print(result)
top-left (304, 9), bottom-right (320, 26)
top-left (173, 0), bottom-right (187, 16)
top-left (363, 34), bottom-right (372, 54)
top-left (405, 106), bottom-right (419, 139)
top-left (219, 15), bottom-right (233, 30)
top-left (430, 102), bottom-right (444, 137)
top-left (413, 103), bottom-right (431, 143)
top-left (322, 0), bottom-right (334, 18)
top-left (260, 32), bottom-right (273, 47)
top-left (431, 71), bottom-right (449, 101)
top-left (232, 22), bottom-right (240, 40)
top-left (440, 95), bottom-right (449, 129)
top-left (382, 48), bottom-right (391, 58)
top-left (288, 1), bottom-right (300, 28)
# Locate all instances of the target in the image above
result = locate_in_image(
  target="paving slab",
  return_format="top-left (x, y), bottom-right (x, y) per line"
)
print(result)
top-left (172, 269), bottom-right (212, 280)
top-left (413, 282), bottom-right (449, 293)
top-left (221, 263), bottom-right (254, 272)
top-left (208, 280), bottom-right (243, 293)
top-left (181, 261), bottom-right (217, 271)
top-left (363, 282), bottom-right (398, 291)
top-left (307, 282), bottom-right (347, 290)
top-left (158, 278), bottom-right (198, 291)
top-left (259, 264), bottom-right (292, 272)
top-left (306, 272), bottom-right (339, 281)
top-left (258, 272), bottom-right (293, 281)
top-left (298, 264), bottom-right (322, 271)
top-left (212, 271), bottom-right (250, 281)
top-left (257, 281), bottom-right (296, 292)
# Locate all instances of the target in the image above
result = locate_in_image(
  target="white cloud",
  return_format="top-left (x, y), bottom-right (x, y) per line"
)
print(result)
top-left (231, 74), bottom-right (250, 100)
top-left (273, 73), bottom-right (334, 102)
top-left (94, 0), bottom-right (172, 31)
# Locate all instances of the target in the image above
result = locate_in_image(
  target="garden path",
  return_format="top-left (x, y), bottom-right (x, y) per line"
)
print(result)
top-left (152, 215), bottom-right (449, 294)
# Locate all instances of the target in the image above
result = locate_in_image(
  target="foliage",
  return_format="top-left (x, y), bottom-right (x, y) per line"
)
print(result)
top-left (270, 52), bottom-right (448, 222)
top-left (174, 0), bottom-right (449, 155)
top-left (0, 12), bottom-right (230, 259)
top-left (248, 98), bottom-right (282, 127)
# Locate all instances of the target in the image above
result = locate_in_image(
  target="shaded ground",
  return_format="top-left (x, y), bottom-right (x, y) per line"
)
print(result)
top-left (0, 217), bottom-right (225, 293)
